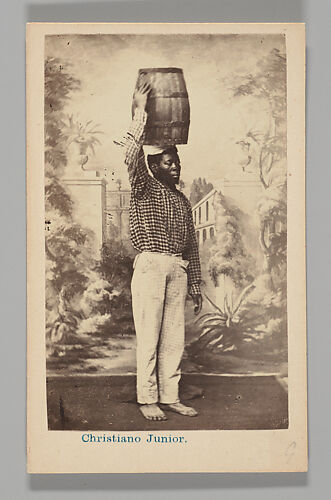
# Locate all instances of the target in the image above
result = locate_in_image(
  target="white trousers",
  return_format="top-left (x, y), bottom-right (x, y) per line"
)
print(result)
top-left (131, 252), bottom-right (188, 404)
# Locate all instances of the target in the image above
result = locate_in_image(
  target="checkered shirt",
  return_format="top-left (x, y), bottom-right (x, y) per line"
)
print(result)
top-left (118, 108), bottom-right (201, 295)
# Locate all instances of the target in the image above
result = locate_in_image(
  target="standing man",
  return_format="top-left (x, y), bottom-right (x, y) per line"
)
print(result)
top-left (117, 82), bottom-right (202, 421)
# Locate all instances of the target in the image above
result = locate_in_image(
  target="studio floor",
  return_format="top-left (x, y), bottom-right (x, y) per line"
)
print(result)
top-left (47, 373), bottom-right (288, 431)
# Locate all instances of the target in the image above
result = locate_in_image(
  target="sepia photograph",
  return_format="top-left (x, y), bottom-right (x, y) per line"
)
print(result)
top-left (27, 22), bottom-right (306, 473)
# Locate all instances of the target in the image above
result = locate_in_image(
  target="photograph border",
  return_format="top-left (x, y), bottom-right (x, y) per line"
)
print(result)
top-left (27, 22), bottom-right (306, 474)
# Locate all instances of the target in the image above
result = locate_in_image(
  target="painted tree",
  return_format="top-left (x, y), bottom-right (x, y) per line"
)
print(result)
top-left (189, 177), bottom-right (214, 205)
top-left (44, 57), bottom-right (80, 176)
top-left (230, 48), bottom-right (287, 291)
top-left (208, 192), bottom-right (256, 291)
top-left (190, 50), bottom-right (288, 358)
top-left (44, 58), bottom-right (111, 354)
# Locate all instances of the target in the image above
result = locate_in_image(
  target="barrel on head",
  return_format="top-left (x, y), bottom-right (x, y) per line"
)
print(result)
top-left (132, 68), bottom-right (190, 146)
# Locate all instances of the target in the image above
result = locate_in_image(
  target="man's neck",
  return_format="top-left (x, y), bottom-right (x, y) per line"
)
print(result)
top-left (154, 175), bottom-right (178, 191)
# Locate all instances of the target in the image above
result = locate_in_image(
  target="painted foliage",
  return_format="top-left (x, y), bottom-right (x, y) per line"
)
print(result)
top-left (44, 35), bottom-right (287, 378)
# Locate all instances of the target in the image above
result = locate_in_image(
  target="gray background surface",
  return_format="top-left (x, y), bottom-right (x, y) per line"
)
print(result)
top-left (1, 0), bottom-right (329, 497)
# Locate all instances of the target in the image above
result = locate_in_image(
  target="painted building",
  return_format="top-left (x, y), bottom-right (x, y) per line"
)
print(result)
top-left (192, 175), bottom-right (263, 250)
top-left (192, 175), bottom-right (264, 309)
top-left (192, 189), bottom-right (217, 247)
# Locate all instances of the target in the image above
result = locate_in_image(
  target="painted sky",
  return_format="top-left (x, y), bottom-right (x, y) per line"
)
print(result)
top-left (45, 34), bottom-right (285, 190)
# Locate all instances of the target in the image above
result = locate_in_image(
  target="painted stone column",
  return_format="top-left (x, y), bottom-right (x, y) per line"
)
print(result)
top-left (61, 140), bottom-right (108, 255)
top-left (62, 174), bottom-right (108, 256)
top-left (62, 144), bottom-right (107, 256)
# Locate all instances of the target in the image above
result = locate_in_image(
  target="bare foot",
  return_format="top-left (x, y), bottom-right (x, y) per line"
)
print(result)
top-left (161, 402), bottom-right (198, 417)
top-left (139, 404), bottom-right (167, 421)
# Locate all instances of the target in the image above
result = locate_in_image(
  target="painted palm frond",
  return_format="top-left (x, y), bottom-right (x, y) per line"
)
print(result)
top-left (61, 114), bottom-right (104, 154)
top-left (189, 285), bottom-right (258, 354)
top-left (202, 291), bottom-right (225, 315)
top-left (232, 283), bottom-right (256, 316)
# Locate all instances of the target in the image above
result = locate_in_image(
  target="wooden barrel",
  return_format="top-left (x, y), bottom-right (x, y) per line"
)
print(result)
top-left (132, 67), bottom-right (190, 146)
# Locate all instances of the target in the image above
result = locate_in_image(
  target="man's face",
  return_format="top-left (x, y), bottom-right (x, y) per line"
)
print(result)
top-left (154, 151), bottom-right (181, 187)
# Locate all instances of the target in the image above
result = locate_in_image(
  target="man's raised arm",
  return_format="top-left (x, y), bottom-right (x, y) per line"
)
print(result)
top-left (114, 83), bottom-right (151, 198)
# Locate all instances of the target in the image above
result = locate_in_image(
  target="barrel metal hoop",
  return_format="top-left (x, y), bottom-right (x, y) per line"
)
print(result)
top-left (139, 67), bottom-right (183, 74)
top-left (146, 121), bottom-right (188, 128)
top-left (149, 92), bottom-right (188, 98)
top-left (144, 139), bottom-right (187, 145)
